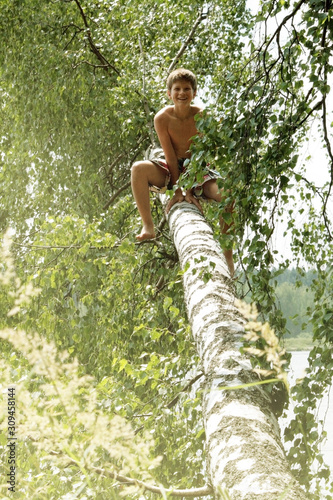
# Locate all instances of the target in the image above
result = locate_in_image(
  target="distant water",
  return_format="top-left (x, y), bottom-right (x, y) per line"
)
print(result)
top-left (282, 351), bottom-right (333, 474)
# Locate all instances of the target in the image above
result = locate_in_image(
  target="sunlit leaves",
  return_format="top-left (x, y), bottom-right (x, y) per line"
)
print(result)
top-left (0, 0), bottom-right (332, 496)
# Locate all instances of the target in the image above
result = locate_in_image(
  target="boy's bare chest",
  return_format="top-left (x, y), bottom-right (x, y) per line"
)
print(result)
top-left (167, 118), bottom-right (198, 149)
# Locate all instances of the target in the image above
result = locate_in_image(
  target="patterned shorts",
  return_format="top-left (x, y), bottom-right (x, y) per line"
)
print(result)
top-left (148, 148), bottom-right (221, 198)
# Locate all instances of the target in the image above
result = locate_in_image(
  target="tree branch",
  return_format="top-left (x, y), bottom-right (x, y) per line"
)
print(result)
top-left (321, 84), bottom-right (333, 241)
top-left (293, 99), bottom-right (323, 131)
top-left (103, 181), bottom-right (131, 210)
top-left (90, 466), bottom-right (213, 497)
top-left (167, 8), bottom-right (208, 74)
top-left (166, 372), bottom-right (204, 409)
top-left (72, 59), bottom-right (110, 70)
top-left (138, 34), bottom-right (155, 146)
top-left (62, 23), bottom-right (83, 51)
top-left (11, 235), bottom-right (159, 252)
top-left (56, 455), bottom-right (213, 497)
top-left (105, 136), bottom-right (147, 179)
top-left (73, 0), bottom-right (120, 76)
top-left (263, 0), bottom-right (307, 55)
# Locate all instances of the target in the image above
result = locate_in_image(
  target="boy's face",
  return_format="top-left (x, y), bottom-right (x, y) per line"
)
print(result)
top-left (167, 79), bottom-right (196, 105)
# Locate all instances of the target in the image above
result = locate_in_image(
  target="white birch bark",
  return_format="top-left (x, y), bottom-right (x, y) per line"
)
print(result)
top-left (166, 200), bottom-right (307, 500)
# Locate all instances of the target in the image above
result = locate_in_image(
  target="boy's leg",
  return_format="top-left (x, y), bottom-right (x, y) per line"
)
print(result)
top-left (219, 211), bottom-right (235, 278)
top-left (131, 160), bottom-right (167, 241)
top-left (202, 180), bottom-right (235, 277)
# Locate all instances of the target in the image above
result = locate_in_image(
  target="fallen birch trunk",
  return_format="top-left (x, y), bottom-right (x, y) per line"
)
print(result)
top-left (166, 199), bottom-right (307, 500)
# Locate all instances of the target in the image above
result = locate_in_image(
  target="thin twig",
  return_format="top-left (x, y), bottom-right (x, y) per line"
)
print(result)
top-left (72, 461), bottom-right (214, 497)
top-left (167, 8), bottom-right (208, 74)
top-left (319, 0), bottom-right (333, 240)
top-left (321, 93), bottom-right (333, 241)
top-left (73, 0), bottom-right (120, 76)
top-left (11, 236), bottom-right (162, 252)
top-left (103, 181), bottom-right (131, 210)
top-left (263, 0), bottom-right (307, 56)
top-left (138, 34), bottom-right (155, 145)
top-left (166, 372), bottom-right (204, 409)
top-left (48, 450), bottom-right (213, 497)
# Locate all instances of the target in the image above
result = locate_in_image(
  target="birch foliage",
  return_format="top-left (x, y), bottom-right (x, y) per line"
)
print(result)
top-left (0, 0), bottom-right (333, 498)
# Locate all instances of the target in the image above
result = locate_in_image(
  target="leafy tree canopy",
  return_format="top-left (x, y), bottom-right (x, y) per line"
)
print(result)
top-left (1, 0), bottom-right (333, 497)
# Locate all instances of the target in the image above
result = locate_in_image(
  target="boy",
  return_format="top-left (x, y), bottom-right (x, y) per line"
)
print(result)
top-left (131, 68), bottom-right (234, 276)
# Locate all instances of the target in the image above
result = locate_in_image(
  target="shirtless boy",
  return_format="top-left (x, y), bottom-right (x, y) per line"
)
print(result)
top-left (131, 68), bottom-right (234, 276)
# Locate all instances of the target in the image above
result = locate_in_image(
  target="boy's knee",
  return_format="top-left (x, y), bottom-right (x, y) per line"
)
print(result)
top-left (131, 161), bottom-right (144, 176)
top-left (132, 161), bottom-right (141, 170)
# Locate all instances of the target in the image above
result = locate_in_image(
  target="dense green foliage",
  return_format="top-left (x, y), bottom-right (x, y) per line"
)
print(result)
top-left (1, 0), bottom-right (333, 498)
top-left (0, 236), bottom-right (163, 499)
top-left (274, 268), bottom-right (315, 338)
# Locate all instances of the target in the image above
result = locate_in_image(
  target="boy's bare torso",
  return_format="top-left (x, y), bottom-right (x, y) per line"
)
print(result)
top-left (155, 105), bottom-right (202, 159)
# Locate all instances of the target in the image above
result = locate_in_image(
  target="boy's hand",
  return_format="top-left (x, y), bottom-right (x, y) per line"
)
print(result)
top-left (185, 189), bottom-right (203, 214)
top-left (165, 188), bottom-right (185, 214)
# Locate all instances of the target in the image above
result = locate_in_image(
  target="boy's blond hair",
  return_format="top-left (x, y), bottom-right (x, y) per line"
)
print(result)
top-left (166, 68), bottom-right (197, 93)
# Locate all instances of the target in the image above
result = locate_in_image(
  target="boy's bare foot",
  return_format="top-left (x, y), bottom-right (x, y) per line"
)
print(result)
top-left (136, 227), bottom-right (156, 241)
